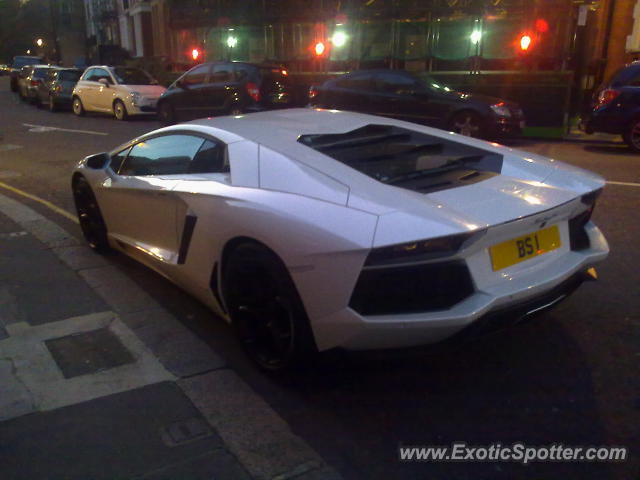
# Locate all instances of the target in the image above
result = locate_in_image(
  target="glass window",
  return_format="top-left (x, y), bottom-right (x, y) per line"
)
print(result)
top-left (60, 70), bottom-right (81, 82)
top-left (112, 67), bottom-right (155, 85)
top-left (119, 135), bottom-right (205, 176)
top-left (374, 73), bottom-right (420, 94)
top-left (181, 64), bottom-right (209, 86)
top-left (210, 63), bottom-right (233, 83)
top-left (110, 146), bottom-right (131, 173)
top-left (335, 74), bottom-right (373, 91)
top-left (188, 140), bottom-right (228, 173)
top-left (234, 63), bottom-right (257, 82)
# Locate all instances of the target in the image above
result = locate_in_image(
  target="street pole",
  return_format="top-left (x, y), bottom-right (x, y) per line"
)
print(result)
top-left (49, 0), bottom-right (61, 63)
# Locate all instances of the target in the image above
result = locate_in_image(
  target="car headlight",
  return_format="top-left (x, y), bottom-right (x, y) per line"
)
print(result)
top-left (129, 91), bottom-right (141, 105)
top-left (490, 103), bottom-right (511, 118)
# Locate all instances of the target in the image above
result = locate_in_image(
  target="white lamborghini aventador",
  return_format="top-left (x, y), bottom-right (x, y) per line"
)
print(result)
top-left (72, 108), bottom-right (608, 370)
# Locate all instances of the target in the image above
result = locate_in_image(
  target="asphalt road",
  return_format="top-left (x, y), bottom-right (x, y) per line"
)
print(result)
top-left (0, 77), bottom-right (638, 480)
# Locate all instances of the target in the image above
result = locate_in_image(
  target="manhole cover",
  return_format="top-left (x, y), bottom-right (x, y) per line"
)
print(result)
top-left (45, 327), bottom-right (135, 379)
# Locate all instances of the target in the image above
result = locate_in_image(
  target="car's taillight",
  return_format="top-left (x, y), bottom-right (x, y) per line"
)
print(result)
top-left (595, 89), bottom-right (621, 109)
top-left (308, 86), bottom-right (318, 99)
top-left (246, 82), bottom-right (260, 102)
top-left (30, 79), bottom-right (39, 86)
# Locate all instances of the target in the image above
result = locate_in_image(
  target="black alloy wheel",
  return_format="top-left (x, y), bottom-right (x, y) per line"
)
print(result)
top-left (72, 176), bottom-right (111, 253)
top-left (623, 118), bottom-right (640, 153)
top-left (223, 243), bottom-right (316, 371)
top-left (157, 101), bottom-right (175, 125)
top-left (449, 111), bottom-right (485, 138)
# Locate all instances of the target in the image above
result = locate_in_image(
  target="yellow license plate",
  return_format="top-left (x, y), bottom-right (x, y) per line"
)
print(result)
top-left (490, 225), bottom-right (561, 271)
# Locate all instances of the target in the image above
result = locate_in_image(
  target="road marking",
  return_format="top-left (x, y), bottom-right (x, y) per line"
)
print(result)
top-left (22, 123), bottom-right (108, 136)
top-left (0, 181), bottom-right (78, 223)
top-left (607, 181), bottom-right (640, 188)
top-left (0, 144), bottom-right (23, 152)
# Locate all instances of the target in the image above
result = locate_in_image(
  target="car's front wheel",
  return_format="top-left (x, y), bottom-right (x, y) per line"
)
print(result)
top-left (449, 111), bottom-right (485, 138)
top-left (72, 96), bottom-right (85, 116)
top-left (623, 118), bottom-right (640, 153)
top-left (72, 176), bottom-right (111, 253)
top-left (222, 242), bottom-right (316, 372)
top-left (113, 100), bottom-right (128, 121)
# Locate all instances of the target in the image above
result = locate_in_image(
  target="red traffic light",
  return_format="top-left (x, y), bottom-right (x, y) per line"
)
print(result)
top-left (314, 41), bottom-right (326, 56)
top-left (191, 48), bottom-right (201, 61)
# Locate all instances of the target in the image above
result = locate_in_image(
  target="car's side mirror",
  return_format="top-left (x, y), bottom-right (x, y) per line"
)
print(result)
top-left (85, 152), bottom-right (110, 170)
top-left (98, 78), bottom-right (110, 87)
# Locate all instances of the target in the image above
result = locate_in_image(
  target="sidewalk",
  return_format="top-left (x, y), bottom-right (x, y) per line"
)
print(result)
top-left (0, 193), bottom-right (339, 480)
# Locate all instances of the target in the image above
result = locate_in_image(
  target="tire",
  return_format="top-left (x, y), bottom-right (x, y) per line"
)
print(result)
top-left (449, 111), bottom-right (485, 138)
top-left (113, 99), bottom-right (128, 121)
top-left (48, 95), bottom-right (58, 112)
top-left (157, 101), bottom-right (175, 125)
top-left (72, 176), bottom-right (111, 253)
top-left (227, 104), bottom-right (243, 116)
top-left (222, 242), bottom-right (317, 372)
top-left (623, 118), bottom-right (640, 153)
top-left (72, 96), bottom-right (85, 116)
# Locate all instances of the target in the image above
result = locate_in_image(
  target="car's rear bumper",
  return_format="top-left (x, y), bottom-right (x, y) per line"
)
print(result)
top-left (309, 224), bottom-right (608, 351)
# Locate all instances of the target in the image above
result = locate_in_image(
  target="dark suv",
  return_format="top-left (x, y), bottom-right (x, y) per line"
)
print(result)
top-left (583, 61), bottom-right (640, 152)
top-left (157, 61), bottom-right (294, 124)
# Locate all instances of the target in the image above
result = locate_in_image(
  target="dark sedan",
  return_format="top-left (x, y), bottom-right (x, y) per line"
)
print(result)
top-left (309, 70), bottom-right (525, 139)
top-left (157, 61), bottom-right (294, 124)
top-left (35, 67), bottom-right (82, 111)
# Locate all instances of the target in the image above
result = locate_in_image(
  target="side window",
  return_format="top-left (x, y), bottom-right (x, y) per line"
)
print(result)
top-left (627, 73), bottom-right (640, 87)
top-left (182, 64), bottom-right (209, 86)
top-left (94, 68), bottom-right (113, 84)
top-left (335, 74), bottom-right (373, 91)
top-left (110, 146), bottom-right (131, 173)
top-left (83, 69), bottom-right (97, 81)
top-left (119, 135), bottom-right (205, 176)
top-left (234, 64), bottom-right (256, 82)
top-left (374, 73), bottom-right (419, 95)
top-left (189, 139), bottom-right (228, 174)
top-left (210, 64), bottom-right (233, 83)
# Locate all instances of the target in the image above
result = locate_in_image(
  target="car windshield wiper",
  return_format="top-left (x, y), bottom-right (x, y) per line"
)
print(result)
top-left (385, 155), bottom-right (484, 185)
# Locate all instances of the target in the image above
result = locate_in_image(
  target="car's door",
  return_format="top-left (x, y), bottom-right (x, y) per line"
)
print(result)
top-left (76, 68), bottom-right (101, 109)
top-left (172, 64), bottom-right (211, 120)
top-left (97, 134), bottom-right (206, 263)
top-left (92, 68), bottom-right (116, 111)
top-left (200, 63), bottom-right (235, 113)
top-left (326, 73), bottom-right (376, 113)
top-left (372, 72), bottom-right (439, 125)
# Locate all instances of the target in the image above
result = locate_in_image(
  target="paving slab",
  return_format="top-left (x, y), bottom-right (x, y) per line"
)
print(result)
top-left (0, 382), bottom-right (236, 480)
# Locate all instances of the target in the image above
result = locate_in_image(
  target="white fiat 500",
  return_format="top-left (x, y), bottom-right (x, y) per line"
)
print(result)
top-left (71, 109), bottom-right (608, 370)
top-left (72, 66), bottom-right (166, 120)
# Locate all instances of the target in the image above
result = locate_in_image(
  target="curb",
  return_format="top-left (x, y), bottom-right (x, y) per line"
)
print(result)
top-left (0, 191), bottom-right (341, 480)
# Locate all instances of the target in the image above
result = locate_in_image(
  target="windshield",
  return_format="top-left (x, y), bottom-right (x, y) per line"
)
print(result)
top-left (112, 67), bottom-right (155, 85)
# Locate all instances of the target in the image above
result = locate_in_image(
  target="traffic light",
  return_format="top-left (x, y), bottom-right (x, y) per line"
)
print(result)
top-left (191, 48), bottom-right (201, 61)
top-left (314, 41), bottom-right (326, 56)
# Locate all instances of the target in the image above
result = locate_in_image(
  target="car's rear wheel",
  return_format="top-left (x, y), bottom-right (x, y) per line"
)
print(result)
top-left (157, 101), bottom-right (175, 125)
top-left (222, 242), bottom-right (316, 372)
top-left (72, 96), bottom-right (85, 116)
top-left (113, 100), bottom-right (128, 121)
top-left (228, 104), bottom-right (243, 116)
top-left (72, 176), bottom-right (111, 253)
top-left (623, 118), bottom-right (640, 153)
top-left (449, 111), bottom-right (485, 138)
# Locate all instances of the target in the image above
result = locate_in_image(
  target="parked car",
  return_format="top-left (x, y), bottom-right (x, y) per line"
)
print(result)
top-left (157, 61), bottom-right (293, 124)
top-left (72, 65), bottom-right (166, 120)
top-left (309, 69), bottom-right (525, 139)
top-left (35, 67), bottom-right (82, 111)
top-left (9, 55), bottom-right (43, 92)
top-left (0, 64), bottom-right (10, 76)
top-left (71, 108), bottom-right (607, 371)
top-left (17, 65), bottom-right (53, 103)
top-left (583, 61), bottom-right (640, 152)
